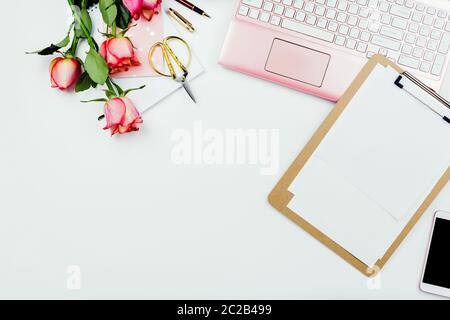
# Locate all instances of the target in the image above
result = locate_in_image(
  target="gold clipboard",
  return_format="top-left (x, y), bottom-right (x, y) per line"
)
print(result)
top-left (268, 54), bottom-right (450, 277)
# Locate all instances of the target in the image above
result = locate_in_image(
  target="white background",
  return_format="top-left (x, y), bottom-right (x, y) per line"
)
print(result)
top-left (1, 0), bottom-right (449, 299)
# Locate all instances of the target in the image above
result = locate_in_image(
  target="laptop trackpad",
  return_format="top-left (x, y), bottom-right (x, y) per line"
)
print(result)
top-left (265, 39), bottom-right (330, 87)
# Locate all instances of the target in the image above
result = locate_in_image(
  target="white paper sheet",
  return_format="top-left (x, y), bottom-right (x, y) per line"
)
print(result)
top-left (90, 6), bottom-right (204, 114)
top-left (288, 65), bottom-right (450, 266)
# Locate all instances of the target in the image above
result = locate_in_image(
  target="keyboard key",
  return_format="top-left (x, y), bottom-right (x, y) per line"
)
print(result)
top-left (296, 11), bottom-right (306, 21)
top-left (285, 7), bottom-right (295, 18)
top-left (294, 0), bottom-right (304, 8)
top-left (315, 6), bottom-right (326, 16)
top-left (346, 38), bottom-right (357, 49)
top-left (360, 31), bottom-right (371, 41)
top-left (350, 28), bottom-right (360, 38)
top-left (371, 34), bottom-right (401, 50)
top-left (446, 22), bottom-right (450, 32)
top-left (274, 4), bottom-right (284, 14)
top-left (304, 2), bottom-right (315, 12)
top-left (380, 14), bottom-right (391, 24)
top-left (238, 5), bottom-right (250, 16)
top-left (283, 0), bottom-right (293, 5)
top-left (419, 25), bottom-right (431, 37)
top-left (306, 14), bottom-right (317, 25)
top-left (356, 42), bottom-right (368, 52)
top-left (431, 54), bottom-right (445, 75)
top-left (390, 4), bottom-right (411, 19)
top-left (426, 7), bottom-right (436, 15)
top-left (242, 0), bottom-right (263, 8)
top-left (317, 18), bottom-right (328, 28)
top-left (348, 4), bottom-right (358, 14)
top-left (438, 33), bottom-right (450, 54)
top-left (326, 9), bottom-right (337, 19)
top-left (416, 4), bottom-right (425, 12)
top-left (401, 44), bottom-right (412, 54)
top-left (416, 36), bottom-right (426, 47)
top-left (339, 24), bottom-right (350, 34)
top-left (378, 47), bottom-right (388, 55)
top-left (423, 50), bottom-right (434, 62)
top-left (434, 19), bottom-right (445, 30)
top-left (328, 20), bottom-right (339, 31)
top-left (263, 1), bottom-right (274, 11)
top-left (423, 15), bottom-right (434, 26)
top-left (326, 0), bottom-right (337, 8)
top-left (281, 19), bottom-right (335, 42)
top-left (408, 22), bottom-right (419, 33)
top-left (405, 33), bottom-right (416, 44)
top-left (348, 15), bottom-right (358, 26)
top-left (379, 1), bottom-right (390, 12)
top-left (420, 61), bottom-right (431, 72)
top-left (380, 25), bottom-right (404, 40)
top-left (427, 39), bottom-right (438, 51)
top-left (398, 55), bottom-right (419, 69)
top-left (359, 7), bottom-right (370, 18)
top-left (335, 35), bottom-right (346, 45)
top-left (337, 0), bottom-right (348, 11)
top-left (437, 10), bottom-right (447, 19)
top-left (413, 47), bottom-right (423, 58)
top-left (358, 19), bottom-right (369, 29)
top-left (249, 8), bottom-right (259, 19)
top-left (260, 11), bottom-right (270, 21)
top-left (411, 12), bottom-right (423, 22)
top-left (270, 15), bottom-right (281, 25)
top-left (392, 17), bottom-right (408, 29)
top-left (430, 29), bottom-right (442, 40)
top-left (337, 12), bottom-right (347, 22)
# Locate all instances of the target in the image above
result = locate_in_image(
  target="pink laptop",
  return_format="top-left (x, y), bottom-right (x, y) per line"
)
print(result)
top-left (219, 0), bottom-right (450, 101)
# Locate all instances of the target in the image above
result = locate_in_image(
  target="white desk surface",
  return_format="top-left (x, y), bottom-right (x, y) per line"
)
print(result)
top-left (1, 0), bottom-right (449, 299)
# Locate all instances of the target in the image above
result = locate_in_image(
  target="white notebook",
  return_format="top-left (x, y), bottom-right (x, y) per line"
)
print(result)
top-left (287, 64), bottom-right (450, 267)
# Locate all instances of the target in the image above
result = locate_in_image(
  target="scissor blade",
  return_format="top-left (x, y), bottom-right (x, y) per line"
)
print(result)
top-left (182, 82), bottom-right (196, 103)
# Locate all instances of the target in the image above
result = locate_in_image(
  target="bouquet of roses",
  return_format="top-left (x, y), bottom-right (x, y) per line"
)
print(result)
top-left (28, 0), bottom-right (162, 136)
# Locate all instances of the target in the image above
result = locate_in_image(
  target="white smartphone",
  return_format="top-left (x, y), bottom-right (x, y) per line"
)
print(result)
top-left (420, 210), bottom-right (450, 298)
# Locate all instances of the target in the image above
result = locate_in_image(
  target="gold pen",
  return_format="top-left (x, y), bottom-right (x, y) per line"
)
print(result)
top-left (167, 8), bottom-right (195, 33)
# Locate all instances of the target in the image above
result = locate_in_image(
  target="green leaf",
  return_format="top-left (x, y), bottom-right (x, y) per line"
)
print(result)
top-left (84, 49), bottom-right (109, 84)
top-left (115, 1), bottom-right (131, 30)
top-left (75, 8), bottom-right (93, 38)
top-left (81, 98), bottom-right (108, 103)
top-left (99, 0), bottom-right (118, 26)
top-left (56, 34), bottom-right (71, 48)
top-left (75, 72), bottom-right (95, 92)
top-left (26, 26), bottom-right (73, 55)
top-left (123, 85), bottom-right (146, 96)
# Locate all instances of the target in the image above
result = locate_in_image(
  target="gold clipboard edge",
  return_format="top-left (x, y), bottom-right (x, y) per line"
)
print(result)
top-left (267, 54), bottom-right (448, 277)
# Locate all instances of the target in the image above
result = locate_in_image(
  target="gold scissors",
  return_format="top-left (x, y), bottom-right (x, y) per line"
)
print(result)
top-left (149, 36), bottom-right (196, 103)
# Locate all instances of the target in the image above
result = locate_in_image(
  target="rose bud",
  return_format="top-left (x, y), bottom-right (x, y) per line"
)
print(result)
top-left (49, 57), bottom-right (81, 90)
top-left (123, 0), bottom-right (143, 20)
top-left (141, 0), bottom-right (162, 20)
top-left (100, 37), bottom-right (140, 74)
top-left (103, 97), bottom-right (143, 135)
top-left (123, 0), bottom-right (161, 21)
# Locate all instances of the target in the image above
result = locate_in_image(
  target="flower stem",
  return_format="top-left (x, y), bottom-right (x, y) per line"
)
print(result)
top-left (112, 21), bottom-right (117, 37)
top-left (67, 0), bottom-right (97, 49)
top-left (106, 78), bottom-right (116, 96)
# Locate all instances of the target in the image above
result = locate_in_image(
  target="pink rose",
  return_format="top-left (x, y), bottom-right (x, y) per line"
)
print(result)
top-left (103, 97), bottom-right (143, 135)
top-left (49, 57), bottom-right (81, 90)
top-left (100, 37), bottom-right (140, 74)
top-left (123, 0), bottom-right (162, 21)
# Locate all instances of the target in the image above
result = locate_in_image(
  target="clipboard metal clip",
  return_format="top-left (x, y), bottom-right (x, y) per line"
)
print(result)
top-left (394, 72), bottom-right (450, 124)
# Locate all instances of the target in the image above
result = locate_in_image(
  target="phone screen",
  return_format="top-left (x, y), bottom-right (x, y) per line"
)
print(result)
top-left (423, 218), bottom-right (450, 289)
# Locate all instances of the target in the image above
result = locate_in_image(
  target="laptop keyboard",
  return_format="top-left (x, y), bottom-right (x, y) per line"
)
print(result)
top-left (237, 0), bottom-right (450, 78)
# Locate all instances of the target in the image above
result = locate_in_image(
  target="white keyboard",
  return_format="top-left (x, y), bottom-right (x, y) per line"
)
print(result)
top-left (238, 0), bottom-right (450, 78)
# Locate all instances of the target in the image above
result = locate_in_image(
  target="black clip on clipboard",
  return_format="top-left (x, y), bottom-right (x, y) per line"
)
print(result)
top-left (394, 72), bottom-right (450, 124)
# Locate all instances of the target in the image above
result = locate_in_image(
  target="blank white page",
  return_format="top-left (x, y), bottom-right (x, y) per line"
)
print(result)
top-left (288, 64), bottom-right (450, 266)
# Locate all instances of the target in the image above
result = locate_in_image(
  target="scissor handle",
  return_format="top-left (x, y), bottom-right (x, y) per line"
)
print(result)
top-left (164, 36), bottom-right (192, 73)
top-left (148, 36), bottom-right (192, 79)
